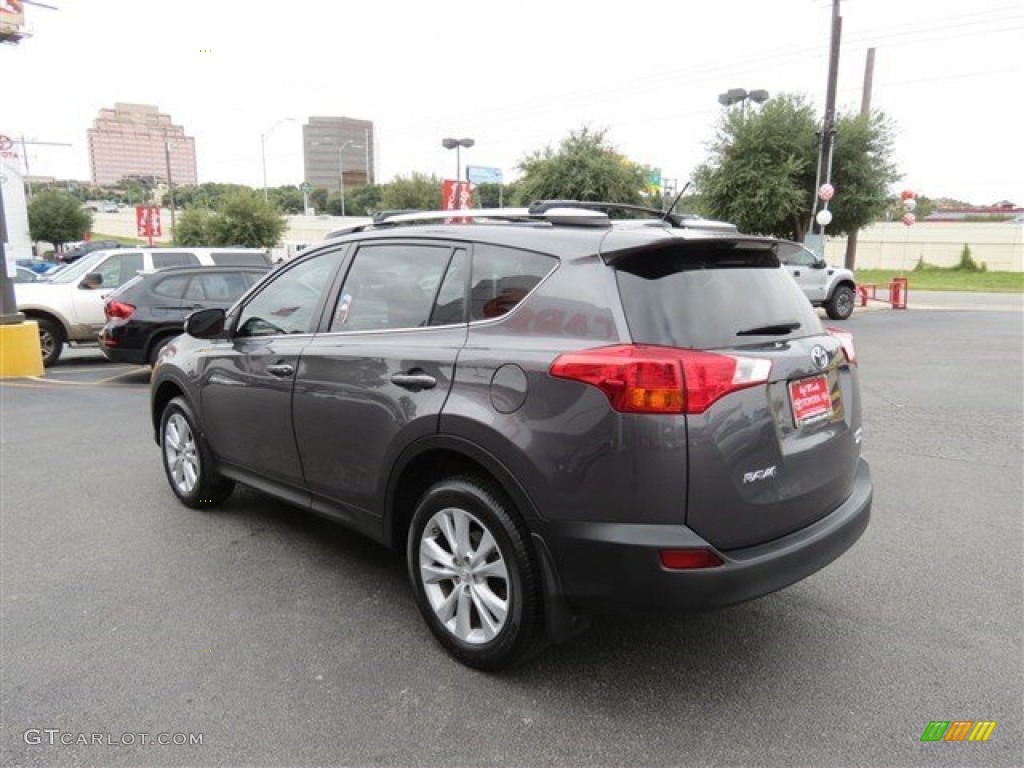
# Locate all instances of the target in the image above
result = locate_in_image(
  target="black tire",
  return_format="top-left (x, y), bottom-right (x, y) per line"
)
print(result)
top-left (36, 317), bottom-right (64, 367)
top-left (159, 396), bottom-right (235, 508)
top-left (407, 476), bottom-right (545, 670)
top-left (825, 284), bottom-right (855, 320)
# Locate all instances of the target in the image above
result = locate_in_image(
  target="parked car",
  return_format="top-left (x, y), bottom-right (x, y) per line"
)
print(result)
top-left (151, 203), bottom-right (872, 669)
top-left (15, 247), bottom-right (272, 365)
top-left (776, 240), bottom-right (857, 320)
top-left (100, 265), bottom-right (270, 365)
top-left (57, 240), bottom-right (122, 264)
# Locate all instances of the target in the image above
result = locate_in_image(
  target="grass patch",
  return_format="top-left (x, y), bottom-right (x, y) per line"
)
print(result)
top-left (855, 269), bottom-right (1023, 293)
top-left (91, 232), bottom-right (149, 246)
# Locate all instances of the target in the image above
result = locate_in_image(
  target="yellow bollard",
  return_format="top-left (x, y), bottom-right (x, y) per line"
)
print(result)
top-left (0, 320), bottom-right (45, 378)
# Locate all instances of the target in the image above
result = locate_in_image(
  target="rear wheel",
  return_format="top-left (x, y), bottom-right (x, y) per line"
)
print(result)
top-left (825, 284), bottom-right (855, 320)
top-left (407, 477), bottom-right (545, 670)
top-left (159, 396), bottom-right (235, 508)
top-left (36, 317), bottom-right (64, 367)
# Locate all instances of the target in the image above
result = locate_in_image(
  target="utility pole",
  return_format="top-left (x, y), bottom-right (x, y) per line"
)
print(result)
top-left (810, 0), bottom-right (843, 237)
top-left (845, 47), bottom-right (876, 269)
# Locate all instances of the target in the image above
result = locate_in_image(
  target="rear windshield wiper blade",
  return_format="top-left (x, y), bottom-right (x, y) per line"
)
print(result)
top-left (736, 321), bottom-right (802, 336)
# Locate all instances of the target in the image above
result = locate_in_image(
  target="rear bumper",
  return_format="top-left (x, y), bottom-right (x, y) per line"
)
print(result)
top-left (98, 324), bottom-right (147, 364)
top-left (536, 458), bottom-right (872, 615)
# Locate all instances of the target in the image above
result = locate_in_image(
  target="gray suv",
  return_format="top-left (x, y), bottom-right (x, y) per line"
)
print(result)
top-left (151, 204), bottom-right (872, 669)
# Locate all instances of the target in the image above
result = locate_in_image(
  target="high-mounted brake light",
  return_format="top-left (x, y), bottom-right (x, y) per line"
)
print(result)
top-left (104, 300), bottom-right (136, 320)
top-left (827, 327), bottom-right (857, 364)
top-left (549, 344), bottom-right (772, 415)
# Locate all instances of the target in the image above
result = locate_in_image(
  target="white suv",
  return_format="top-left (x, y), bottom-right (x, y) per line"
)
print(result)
top-left (776, 240), bottom-right (857, 320)
top-left (16, 247), bottom-right (271, 365)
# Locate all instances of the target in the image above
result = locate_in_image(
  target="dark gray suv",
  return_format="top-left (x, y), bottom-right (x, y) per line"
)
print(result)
top-left (151, 204), bottom-right (872, 669)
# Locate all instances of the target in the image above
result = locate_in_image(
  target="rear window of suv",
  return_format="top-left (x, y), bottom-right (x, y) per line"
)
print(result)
top-left (210, 252), bottom-right (271, 267)
top-left (615, 240), bottom-right (822, 350)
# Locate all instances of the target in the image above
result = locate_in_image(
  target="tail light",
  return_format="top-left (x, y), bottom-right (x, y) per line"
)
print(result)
top-left (105, 300), bottom-right (136, 320)
top-left (827, 327), bottom-right (857, 364)
top-left (549, 344), bottom-right (772, 415)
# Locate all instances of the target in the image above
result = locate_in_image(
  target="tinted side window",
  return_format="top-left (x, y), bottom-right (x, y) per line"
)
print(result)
top-left (330, 244), bottom-right (452, 332)
top-left (92, 253), bottom-right (144, 288)
top-left (429, 249), bottom-right (468, 326)
top-left (469, 244), bottom-right (556, 321)
top-left (151, 274), bottom-right (190, 299)
top-left (153, 251), bottom-right (200, 268)
top-left (236, 251), bottom-right (341, 337)
top-left (185, 272), bottom-right (251, 302)
top-left (210, 252), bottom-right (271, 267)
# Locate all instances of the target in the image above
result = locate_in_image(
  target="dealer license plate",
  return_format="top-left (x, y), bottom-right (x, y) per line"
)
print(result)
top-left (789, 374), bottom-right (833, 428)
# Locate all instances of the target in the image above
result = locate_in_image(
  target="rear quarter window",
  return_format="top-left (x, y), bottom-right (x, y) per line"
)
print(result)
top-left (469, 244), bottom-right (557, 321)
top-left (615, 241), bottom-right (822, 349)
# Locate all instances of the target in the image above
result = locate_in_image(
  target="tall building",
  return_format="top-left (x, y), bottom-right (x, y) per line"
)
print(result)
top-left (302, 116), bottom-right (375, 193)
top-left (88, 103), bottom-right (197, 186)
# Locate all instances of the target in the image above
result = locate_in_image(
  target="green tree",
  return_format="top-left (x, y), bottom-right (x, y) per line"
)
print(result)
top-left (27, 191), bottom-right (94, 249)
top-left (339, 184), bottom-right (383, 217)
top-left (173, 190), bottom-right (285, 248)
top-left (380, 173), bottom-right (444, 211)
top-left (693, 93), bottom-right (899, 241)
top-left (512, 127), bottom-right (650, 206)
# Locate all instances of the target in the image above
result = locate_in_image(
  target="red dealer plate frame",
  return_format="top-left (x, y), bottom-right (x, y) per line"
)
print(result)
top-left (789, 374), bottom-right (833, 427)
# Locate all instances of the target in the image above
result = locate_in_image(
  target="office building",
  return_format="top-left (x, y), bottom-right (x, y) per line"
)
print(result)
top-left (88, 103), bottom-right (197, 186)
top-left (302, 116), bottom-right (375, 193)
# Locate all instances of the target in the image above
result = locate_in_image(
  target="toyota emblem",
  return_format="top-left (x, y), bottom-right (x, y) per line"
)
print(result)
top-left (811, 345), bottom-right (829, 370)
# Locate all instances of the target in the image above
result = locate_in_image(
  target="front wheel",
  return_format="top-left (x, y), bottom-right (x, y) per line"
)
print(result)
top-left (825, 284), bottom-right (855, 320)
top-left (159, 396), bottom-right (235, 508)
top-left (36, 318), bottom-right (64, 367)
top-left (407, 477), bottom-right (545, 670)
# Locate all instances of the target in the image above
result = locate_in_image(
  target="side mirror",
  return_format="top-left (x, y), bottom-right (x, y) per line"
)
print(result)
top-left (812, 259), bottom-right (827, 269)
top-left (81, 272), bottom-right (104, 289)
top-left (185, 307), bottom-right (226, 339)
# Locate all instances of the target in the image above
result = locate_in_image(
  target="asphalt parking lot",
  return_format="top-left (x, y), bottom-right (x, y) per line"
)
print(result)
top-left (2, 302), bottom-right (1022, 768)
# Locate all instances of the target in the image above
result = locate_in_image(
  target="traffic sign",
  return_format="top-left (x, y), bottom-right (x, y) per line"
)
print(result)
top-left (466, 166), bottom-right (503, 185)
top-left (300, 182), bottom-right (313, 194)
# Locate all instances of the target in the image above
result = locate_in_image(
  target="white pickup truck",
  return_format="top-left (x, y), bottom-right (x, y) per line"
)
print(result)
top-left (776, 240), bottom-right (858, 320)
top-left (15, 247), bottom-right (271, 365)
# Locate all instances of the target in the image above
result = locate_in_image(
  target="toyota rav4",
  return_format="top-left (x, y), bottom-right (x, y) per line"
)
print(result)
top-left (151, 203), bottom-right (872, 669)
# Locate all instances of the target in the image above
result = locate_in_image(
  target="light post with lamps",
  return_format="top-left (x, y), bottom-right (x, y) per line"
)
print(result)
top-left (260, 117), bottom-right (295, 202)
top-left (441, 137), bottom-right (474, 181)
top-left (717, 88), bottom-right (769, 118)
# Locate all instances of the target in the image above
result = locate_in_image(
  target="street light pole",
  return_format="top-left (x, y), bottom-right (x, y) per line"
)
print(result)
top-left (260, 118), bottom-right (295, 202)
top-left (164, 141), bottom-right (176, 241)
top-left (441, 137), bottom-right (475, 181)
top-left (338, 146), bottom-right (346, 217)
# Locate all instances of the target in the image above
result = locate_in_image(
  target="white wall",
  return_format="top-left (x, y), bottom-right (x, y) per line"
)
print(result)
top-left (825, 221), bottom-right (1023, 272)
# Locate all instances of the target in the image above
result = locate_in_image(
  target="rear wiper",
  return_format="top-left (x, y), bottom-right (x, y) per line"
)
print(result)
top-left (736, 321), bottom-right (801, 336)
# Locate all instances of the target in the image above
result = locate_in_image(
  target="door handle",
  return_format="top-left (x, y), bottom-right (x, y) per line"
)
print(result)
top-left (793, 270), bottom-right (801, 277)
top-left (267, 363), bottom-right (295, 377)
top-left (391, 372), bottom-right (437, 391)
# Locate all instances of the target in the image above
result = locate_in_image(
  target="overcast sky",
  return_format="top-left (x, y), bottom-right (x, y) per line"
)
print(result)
top-left (3, 0), bottom-right (1022, 204)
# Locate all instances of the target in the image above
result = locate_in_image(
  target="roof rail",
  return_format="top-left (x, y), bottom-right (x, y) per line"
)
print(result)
top-left (325, 207), bottom-right (611, 238)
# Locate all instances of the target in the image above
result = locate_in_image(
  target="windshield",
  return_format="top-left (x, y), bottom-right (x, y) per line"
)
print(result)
top-left (47, 251), bottom-right (113, 284)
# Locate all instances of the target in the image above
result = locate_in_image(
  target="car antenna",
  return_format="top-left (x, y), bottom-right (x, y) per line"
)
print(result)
top-left (661, 182), bottom-right (692, 222)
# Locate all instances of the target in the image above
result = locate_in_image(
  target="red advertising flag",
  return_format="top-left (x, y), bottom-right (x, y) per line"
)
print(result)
top-left (149, 207), bottom-right (162, 237)
top-left (441, 179), bottom-right (472, 222)
top-left (135, 205), bottom-right (148, 236)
